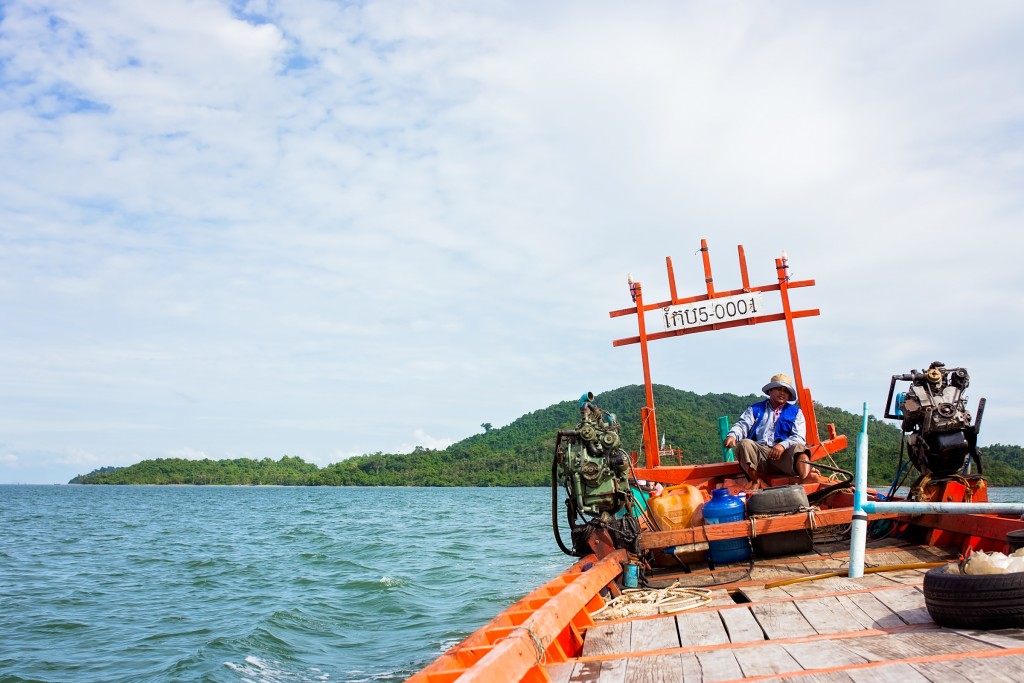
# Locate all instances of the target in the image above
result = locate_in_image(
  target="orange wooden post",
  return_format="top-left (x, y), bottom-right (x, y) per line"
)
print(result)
top-left (629, 277), bottom-right (660, 467)
top-left (737, 245), bottom-right (751, 291)
top-left (776, 255), bottom-right (805, 396)
top-left (700, 239), bottom-right (715, 298)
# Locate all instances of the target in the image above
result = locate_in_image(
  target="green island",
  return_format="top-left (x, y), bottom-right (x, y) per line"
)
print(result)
top-left (69, 384), bottom-right (1024, 487)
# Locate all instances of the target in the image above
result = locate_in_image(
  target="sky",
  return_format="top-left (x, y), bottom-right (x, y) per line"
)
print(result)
top-left (2, 1), bottom-right (1023, 484)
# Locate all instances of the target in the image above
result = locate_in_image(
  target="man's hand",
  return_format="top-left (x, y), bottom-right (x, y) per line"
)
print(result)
top-left (769, 443), bottom-right (785, 460)
top-left (723, 436), bottom-right (736, 450)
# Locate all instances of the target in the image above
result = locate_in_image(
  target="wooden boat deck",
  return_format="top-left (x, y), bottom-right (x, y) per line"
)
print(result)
top-left (545, 540), bottom-right (1024, 683)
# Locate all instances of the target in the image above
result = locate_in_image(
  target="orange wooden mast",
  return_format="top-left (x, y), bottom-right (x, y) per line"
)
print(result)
top-left (609, 239), bottom-right (847, 471)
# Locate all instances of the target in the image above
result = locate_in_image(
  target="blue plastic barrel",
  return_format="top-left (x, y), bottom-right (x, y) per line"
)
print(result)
top-left (703, 488), bottom-right (751, 564)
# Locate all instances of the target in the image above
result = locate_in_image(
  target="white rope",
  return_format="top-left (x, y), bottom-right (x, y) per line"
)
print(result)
top-left (592, 583), bottom-right (713, 621)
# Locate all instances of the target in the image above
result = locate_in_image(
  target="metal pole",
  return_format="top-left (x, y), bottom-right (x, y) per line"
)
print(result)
top-left (864, 501), bottom-right (1024, 515)
top-left (848, 403), bottom-right (869, 578)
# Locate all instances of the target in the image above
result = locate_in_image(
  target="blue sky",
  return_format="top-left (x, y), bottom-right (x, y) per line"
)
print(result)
top-left (2, 1), bottom-right (1023, 484)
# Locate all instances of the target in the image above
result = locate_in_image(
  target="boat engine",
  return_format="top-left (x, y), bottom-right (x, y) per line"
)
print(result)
top-left (551, 392), bottom-right (639, 557)
top-left (884, 361), bottom-right (985, 479)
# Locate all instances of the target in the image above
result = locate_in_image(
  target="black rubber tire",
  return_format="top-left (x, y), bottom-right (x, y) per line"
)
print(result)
top-left (748, 485), bottom-right (813, 557)
top-left (747, 484), bottom-right (808, 515)
top-left (923, 565), bottom-right (1024, 629)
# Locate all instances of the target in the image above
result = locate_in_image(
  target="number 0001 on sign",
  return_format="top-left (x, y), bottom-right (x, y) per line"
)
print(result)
top-left (662, 292), bottom-right (764, 331)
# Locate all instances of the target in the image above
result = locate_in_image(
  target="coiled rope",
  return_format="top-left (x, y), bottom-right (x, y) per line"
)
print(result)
top-left (592, 583), bottom-right (713, 621)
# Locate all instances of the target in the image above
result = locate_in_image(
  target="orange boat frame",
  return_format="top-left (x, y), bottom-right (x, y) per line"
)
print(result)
top-left (407, 239), bottom-right (1021, 683)
top-left (610, 239), bottom-right (847, 484)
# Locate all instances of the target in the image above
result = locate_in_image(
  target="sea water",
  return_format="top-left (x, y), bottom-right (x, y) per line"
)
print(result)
top-left (0, 486), bottom-right (568, 682)
top-left (3, 485), bottom-right (1023, 683)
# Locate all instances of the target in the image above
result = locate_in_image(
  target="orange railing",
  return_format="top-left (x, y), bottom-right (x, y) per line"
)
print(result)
top-left (407, 549), bottom-right (626, 683)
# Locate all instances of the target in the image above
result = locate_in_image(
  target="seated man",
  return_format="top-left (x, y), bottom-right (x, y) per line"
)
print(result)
top-left (722, 373), bottom-right (816, 489)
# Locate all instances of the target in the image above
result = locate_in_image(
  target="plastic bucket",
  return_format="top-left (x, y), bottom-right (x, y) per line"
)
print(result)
top-left (1007, 529), bottom-right (1024, 553)
top-left (702, 488), bottom-right (751, 564)
top-left (648, 484), bottom-right (705, 530)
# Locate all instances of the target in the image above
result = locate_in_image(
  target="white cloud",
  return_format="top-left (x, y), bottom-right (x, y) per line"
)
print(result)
top-left (1, 1), bottom-right (1023, 483)
top-left (397, 429), bottom-right (455, 454)
top-left (54, 448), bottom-right (100, 466)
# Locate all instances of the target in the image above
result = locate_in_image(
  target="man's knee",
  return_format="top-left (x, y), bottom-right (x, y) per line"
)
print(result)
top-left (735, 439), bottom-right (760, 470)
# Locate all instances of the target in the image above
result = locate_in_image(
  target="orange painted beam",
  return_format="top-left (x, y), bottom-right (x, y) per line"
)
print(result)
top-left (638, 507), bottom-right (898, 550)
top-left (612, 309), bottom-right (820, 347)
top-left (910, 512), bottom-right (1024, 543)
top-left (408, 555), bottom-right (599, 682)
top-left (608, 278), bottom-right (817, 318)
top-left (455, 549), bottom-right (627, 683)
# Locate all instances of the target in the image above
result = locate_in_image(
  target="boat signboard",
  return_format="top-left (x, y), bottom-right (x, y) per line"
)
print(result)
top-left (662, 292), bottom-right (764, 331)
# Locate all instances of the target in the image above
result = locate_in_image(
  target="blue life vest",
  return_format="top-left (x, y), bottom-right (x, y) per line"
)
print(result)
top-left (749, 400), bottom-right (800, 444)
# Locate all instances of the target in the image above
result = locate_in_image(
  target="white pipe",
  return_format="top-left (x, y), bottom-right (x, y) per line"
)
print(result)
top-left (864, 501), bottom-right (1024, 515)
top-left (848, 403), bottom-right (1024, 580)
top-left (848, 403), bottom-right (869, 578)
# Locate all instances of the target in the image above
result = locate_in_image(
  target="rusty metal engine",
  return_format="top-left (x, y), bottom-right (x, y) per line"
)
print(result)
top-left (551, 392), bottom-right (639, 557)
top-left (884, 361), bottom-right (985, 479)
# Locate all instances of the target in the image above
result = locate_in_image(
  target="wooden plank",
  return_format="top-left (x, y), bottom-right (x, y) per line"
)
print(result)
top-left (842, 631), bottom-right (987, 662)
top-left (566, 660), bottom-right (603, 683)
top-left (679, 653), bottom-right (703, 682)
top-left (800, 558), bottom-right (850, 573)
top-left (694, 649), bottom-right (743, 683)
top-left (958, 627), bottom-right (1024, 649)
top-left (908, 660), bottom-right (975, 683)
top-left (676, 610), bottom-right (730, 647)
top-left (878, 569), bottom-right (928, 586)
top-left (926, 653), bottom-right (1024, 682)
top-left (583, 622), bottom-right (631, 656)
top-left (623, 654), bottom-right (682, 683)
top-left (870, 586), bottom-right (931, 624)
top-left (782, 639), bottom-right (869, 670)
top-left (570, 658), bottom-right (626, 683)
top-left (861, 551), bottom-right (910, 570)
top-left (629, 616), bottom-right (679, 652)
top-left (737, 586), bottom-right (778, 602)
top-left (719, 606), bottom-right (766, 643)
top-left (846, 662), bottom-right (929, 682)
top-left (546, 661), bottom-right (576, 683)
top-left (748, 563), bottom-right (809, 583)
top-left (732, 643), bottom-right (803, 677)
top-left (749, 600), bottom-right (817, 639)
top-left (793, 596), bottom-right (870, 634)
top-left (779, 574), bottom-right (893, 595)
top-left (835, 592), bottom-right (904, 629)
top-left (706, 589), bottom-right (736, 607)
top-left (780, 673), bottom-right (854, 683)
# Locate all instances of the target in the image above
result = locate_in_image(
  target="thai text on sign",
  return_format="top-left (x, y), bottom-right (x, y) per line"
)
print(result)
top-left (663, 292), bottom-right (764, 331)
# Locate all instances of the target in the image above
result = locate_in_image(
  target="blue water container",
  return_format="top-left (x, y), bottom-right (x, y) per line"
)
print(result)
top-left (703, 488), bottom-right (751, 564)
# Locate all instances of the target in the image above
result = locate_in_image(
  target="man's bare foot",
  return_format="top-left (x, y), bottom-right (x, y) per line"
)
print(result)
top-left (798, 467), bottom-right (820, 484)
